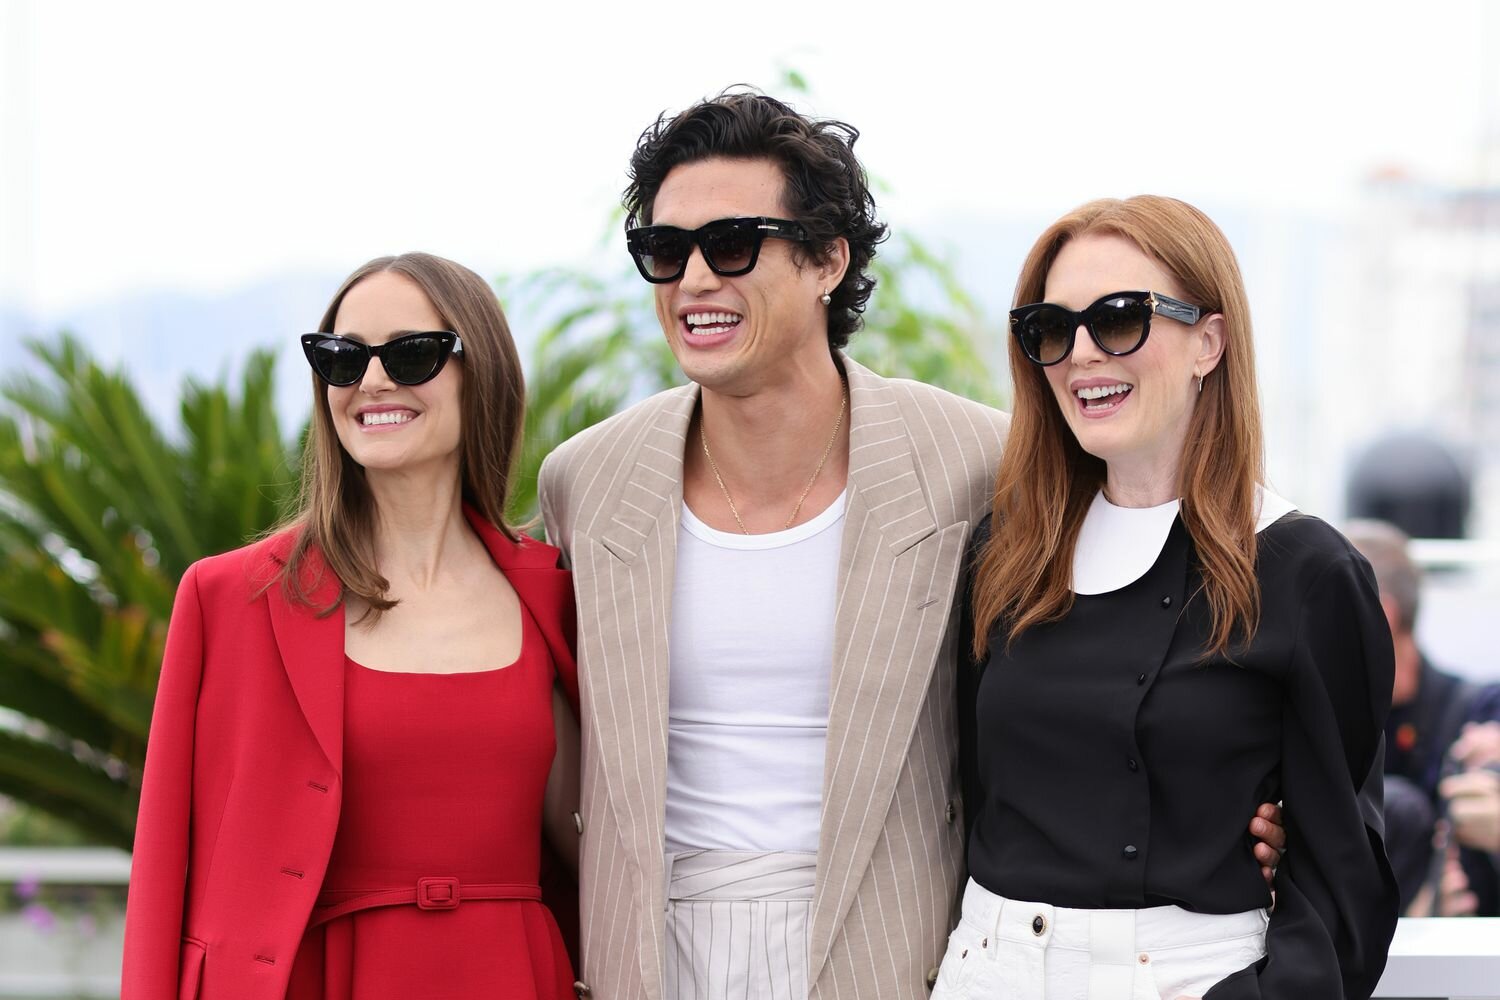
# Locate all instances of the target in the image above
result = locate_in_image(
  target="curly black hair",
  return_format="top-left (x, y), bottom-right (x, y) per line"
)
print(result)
top-left (623, 90), bottom-right (889, 351)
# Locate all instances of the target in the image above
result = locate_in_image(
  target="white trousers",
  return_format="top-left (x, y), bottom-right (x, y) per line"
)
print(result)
top-left (932, 879), bottom-right (1268, 1000)
top-left (664, 850), bottom-right (817, 1000)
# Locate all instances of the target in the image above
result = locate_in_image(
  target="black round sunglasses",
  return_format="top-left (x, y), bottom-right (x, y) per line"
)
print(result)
top-left (1008, 291), bottom-right (1206, 367)
top-left (300, 331), bottom-right (464, 387)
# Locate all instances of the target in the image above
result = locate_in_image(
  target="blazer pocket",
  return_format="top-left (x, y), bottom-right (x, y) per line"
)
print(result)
top-left (179, 936), bottom-right (207, 1000)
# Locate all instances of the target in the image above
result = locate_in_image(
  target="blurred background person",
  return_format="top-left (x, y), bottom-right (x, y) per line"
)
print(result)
top-left (1441, 720), bottom-right (1500, 886)
top-left (1345, 519), bottom-right (1500, 916)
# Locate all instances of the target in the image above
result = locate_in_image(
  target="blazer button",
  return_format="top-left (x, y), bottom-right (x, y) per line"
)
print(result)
top-left (573, 981), bottom-right (592, 998)
top-left (944, 800), bottom-right (956, 825)
top-left (926, 966), bottom-right (939, 988)
top-left (573, 811), bottom-right (584, 835)
top-left (1123, 845), bottom-right (1139, 861)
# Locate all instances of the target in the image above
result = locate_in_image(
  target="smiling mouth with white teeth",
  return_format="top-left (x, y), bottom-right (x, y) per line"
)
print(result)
top-left (684, 311), bottom-right (743, 336)
top-left (1075, 383), bottom-right (1133, 410)
top-left (361, 411), bottom-right (415, 426)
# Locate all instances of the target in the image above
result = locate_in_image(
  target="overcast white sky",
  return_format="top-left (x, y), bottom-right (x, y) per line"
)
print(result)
top-left (2, 0), bottom-right (1496, 314)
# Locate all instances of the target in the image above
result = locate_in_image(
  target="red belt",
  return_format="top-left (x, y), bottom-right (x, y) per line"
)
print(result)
top-left (309, 877), bottom-right (541, 928)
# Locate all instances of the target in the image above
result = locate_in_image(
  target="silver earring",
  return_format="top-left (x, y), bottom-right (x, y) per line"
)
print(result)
top-left (820, 290), bottom-right (832, 306)
top-left (1197, 374), bottom-right (1203, 393)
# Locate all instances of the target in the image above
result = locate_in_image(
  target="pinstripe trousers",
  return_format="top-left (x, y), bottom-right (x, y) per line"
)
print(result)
top-left (664, 850), bottom-right (818, 1000)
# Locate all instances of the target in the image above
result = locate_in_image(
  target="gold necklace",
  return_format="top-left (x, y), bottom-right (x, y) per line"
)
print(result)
top-left (699, 383), bottom-right (848, 535)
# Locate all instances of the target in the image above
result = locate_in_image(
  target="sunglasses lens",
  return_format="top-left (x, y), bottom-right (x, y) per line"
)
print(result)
top-left (382, 335), bottom-right (449, 385)
top-left (1017, 307), bottom-right (1074, 364)
top-left (700, 221), bottom-right (759, 274)
top-left (631, 229), bottom-right (691, 281)
top-left (308, 337), bottom-right (368, 385)
top-left (1090, 296), bottom-right (1150, 354)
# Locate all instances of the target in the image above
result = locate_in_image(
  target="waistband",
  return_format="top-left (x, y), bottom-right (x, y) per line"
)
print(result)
top-left (666, 850), bottom-right (817, 903)
top-left (959, 878), bottom-right (1267, 954)
top-left (309, 877), bottom-right (541, 928)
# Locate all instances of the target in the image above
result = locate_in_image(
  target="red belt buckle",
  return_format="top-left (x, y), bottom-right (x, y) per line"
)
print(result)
top-left (416, 876), bottom-right (460, 910)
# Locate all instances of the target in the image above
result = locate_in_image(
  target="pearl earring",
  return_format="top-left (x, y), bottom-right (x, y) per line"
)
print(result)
top-left (820, 290), bottom-right (832, 306)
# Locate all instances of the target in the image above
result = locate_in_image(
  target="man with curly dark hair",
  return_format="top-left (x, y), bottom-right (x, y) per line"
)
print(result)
top-left (538, 92), bottom-right (1279, 1000)
top-left (621, 92), bottom-right (888, 354)
top-left (540, 90), bottom-right (1007, 1000)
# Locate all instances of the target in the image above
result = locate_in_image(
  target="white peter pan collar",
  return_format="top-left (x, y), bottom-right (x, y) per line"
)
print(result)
top-left (1072, 486), bottom-right (1297, 596)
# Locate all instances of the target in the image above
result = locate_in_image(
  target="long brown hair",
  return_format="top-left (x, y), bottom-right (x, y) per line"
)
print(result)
top-left (277, 252), bottom-right (526, 618)
top-left (971, 196), bottom-right (1264, 659)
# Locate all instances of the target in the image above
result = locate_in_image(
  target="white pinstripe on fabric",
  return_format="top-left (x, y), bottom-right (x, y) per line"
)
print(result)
top-left (664, 851), bottom-right (818, 1000)
top-left (540, 356), bottom-right (1009, 1000)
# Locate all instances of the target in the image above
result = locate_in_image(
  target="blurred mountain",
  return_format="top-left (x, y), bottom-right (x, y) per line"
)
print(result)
top-left (4, 272), bottom-right (342, 431)
top-left (3, 269), bottom-right (574, 432)
top-left (74, 272), bottom-right (336, 424)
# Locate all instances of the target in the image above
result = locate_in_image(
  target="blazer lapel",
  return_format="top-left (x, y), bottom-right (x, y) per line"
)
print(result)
top-left (593, 385), bottom-right (697, 565)
top-left (808, 358), bottom-right (969, 982)
top-left (574, 386), bottom-right (696, 1000)
top-left (264, 533), bottom-right (346, 777)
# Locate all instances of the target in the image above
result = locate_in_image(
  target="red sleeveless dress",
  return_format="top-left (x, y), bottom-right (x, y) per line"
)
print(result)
top-left (284, 604), bottom-right (574, 999)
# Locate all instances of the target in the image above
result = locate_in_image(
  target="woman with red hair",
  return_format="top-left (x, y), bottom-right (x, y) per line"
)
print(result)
top-left (939, 197), bottom-right (1399, 999)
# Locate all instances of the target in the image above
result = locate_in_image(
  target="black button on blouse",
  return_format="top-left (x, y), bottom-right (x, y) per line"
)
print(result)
top-left (958, 512), bottom-right (1400, 999)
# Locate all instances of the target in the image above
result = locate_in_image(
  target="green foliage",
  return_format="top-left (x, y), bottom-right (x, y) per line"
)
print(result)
top-left (0, 336), bottom-right (299, 847)
top-left (0, 795), bottom-right (97, 847)
top-left (502, 266), bottom-right (675, 526)
top-left (853, 233), bottom-right (1003, 407)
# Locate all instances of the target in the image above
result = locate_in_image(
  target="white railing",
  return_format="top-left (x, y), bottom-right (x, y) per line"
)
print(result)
top-left (2, 861), bottom-right (1499, 998)
top-left (1375, 917), bottom-right (1500, 998)
top-left (1409, 537), bottom-right (1500, 570)
top-left (0, 847), bottom-right (131, 884)
top-left (0, 848), bottom-right (128, 999)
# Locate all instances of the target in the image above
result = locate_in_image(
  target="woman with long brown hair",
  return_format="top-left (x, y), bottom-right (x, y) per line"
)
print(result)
top-left (936, 198), bottom-right (1398, 999)
top-left (122, 253), bottom-right (581, 999)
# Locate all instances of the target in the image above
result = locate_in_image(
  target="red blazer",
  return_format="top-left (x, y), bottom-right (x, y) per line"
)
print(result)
top-left (121, 509), bottom-right (579, 1000)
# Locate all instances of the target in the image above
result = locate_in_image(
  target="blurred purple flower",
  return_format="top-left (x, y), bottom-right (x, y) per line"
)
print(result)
top-left (14, 873), bottom-right (41, 901)
top-left (21, 902), bottom-right (57, 933)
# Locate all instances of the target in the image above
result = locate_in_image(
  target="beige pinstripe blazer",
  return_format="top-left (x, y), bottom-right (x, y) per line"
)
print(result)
top-left (538, 356), bottom-right (1009, 999)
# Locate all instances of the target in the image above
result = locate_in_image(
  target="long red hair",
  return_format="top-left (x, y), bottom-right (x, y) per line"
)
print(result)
top-left (971, 196), bottom-right (1264, 659)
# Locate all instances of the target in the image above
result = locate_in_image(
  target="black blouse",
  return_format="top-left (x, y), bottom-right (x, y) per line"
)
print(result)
top-left (959, 512), bottom-right (1400, 999)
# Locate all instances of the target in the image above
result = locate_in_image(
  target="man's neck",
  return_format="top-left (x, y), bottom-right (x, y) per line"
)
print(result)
top-left (686, 355), bottom-right (850, 534)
